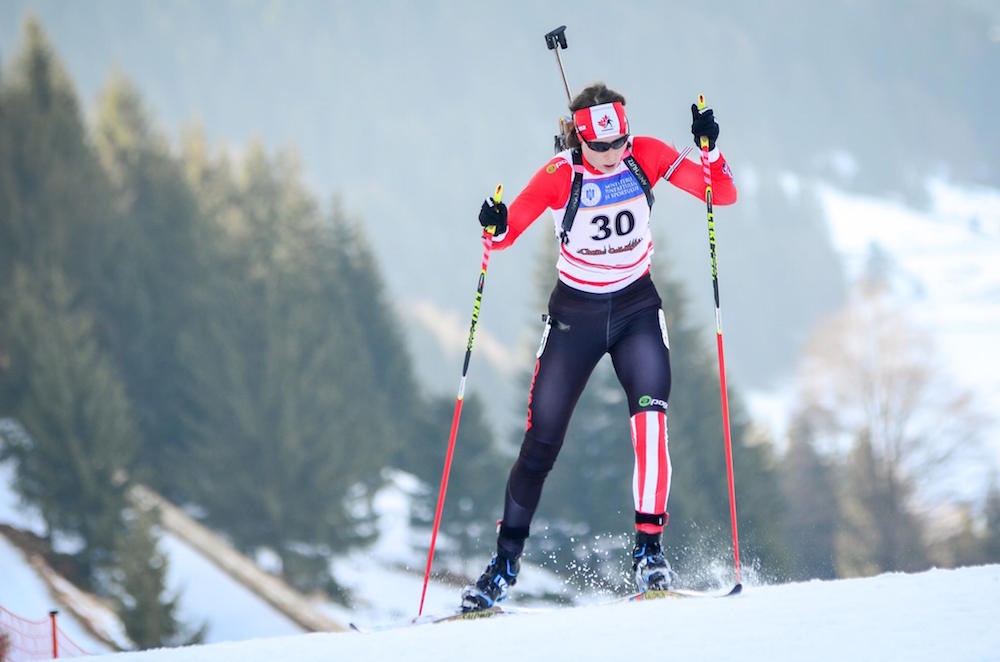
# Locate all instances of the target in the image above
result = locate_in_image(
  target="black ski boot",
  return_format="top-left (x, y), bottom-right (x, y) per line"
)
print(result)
top-left (632, 531), bottom-right (678, 592)
top-left (461, 551), bottom-right (520, 611)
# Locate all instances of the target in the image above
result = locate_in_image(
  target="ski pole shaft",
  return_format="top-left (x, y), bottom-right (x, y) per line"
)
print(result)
top-left (418, 184), bottom-right (503, 616)
top-left (697, 94), bottom-right (742, 585)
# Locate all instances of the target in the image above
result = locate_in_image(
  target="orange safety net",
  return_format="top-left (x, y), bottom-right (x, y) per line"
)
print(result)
top-left (0, 605), bottom-right (90, 660)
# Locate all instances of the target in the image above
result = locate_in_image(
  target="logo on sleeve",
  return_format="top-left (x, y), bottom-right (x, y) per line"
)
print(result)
top-left (546, 159), bottom-right (568, 174)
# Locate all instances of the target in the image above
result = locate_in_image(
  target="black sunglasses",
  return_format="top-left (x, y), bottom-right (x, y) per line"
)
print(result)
top-left (583, 134), bottom-right (629, 152)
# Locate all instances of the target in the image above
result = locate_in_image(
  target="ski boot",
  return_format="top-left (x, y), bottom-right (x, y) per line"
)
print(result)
top-left (632, 531), bottom-right (678, 592)
top-left (461, 550), bottom-right (520, 611)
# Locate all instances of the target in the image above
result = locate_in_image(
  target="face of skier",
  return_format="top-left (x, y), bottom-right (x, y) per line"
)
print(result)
top-left (580, 135), bottom-right (628, 173)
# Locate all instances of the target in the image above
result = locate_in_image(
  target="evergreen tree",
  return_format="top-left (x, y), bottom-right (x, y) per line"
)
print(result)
top-left (930, 504), bottom-right (988, 568)
top-left (90, 74), bottom-right (215, 487)
top-left (982, 480), bottom-right (1000, 563)
top-left (405, 392), bottom-right (509, 559)
top-left (113, 507), bottom-right (206, 649)
top-left (779, 422), bottom-right (839, 580)
top-left (0, 17), bottom-right (110, 293)
top-left (0, 267), bottom-right (137, 575)
top-left (837, 430), bottom-right (928, 576)
top-left (327, 205), bottom-right (422, 430)
top-left (175, 142), bottom-right (403, 588)
top-left (793, 282), bottom-right (981, 575)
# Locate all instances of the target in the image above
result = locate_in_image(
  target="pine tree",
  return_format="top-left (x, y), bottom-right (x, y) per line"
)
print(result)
top-left (90, 74), bottom-right (215, 487)
top-left (837, 429), bottom-right (928, 575)
top-left (173, 142), bottom-right (406, 588)
top-left (780, 422), bottom-right (839, 579)
top-left (406, 392), bottom-right (509, 559)
top-left (1, 267), bottom-right (137, 575)
top-left (113, 507), bottom-right (206, 649)
top-left (794, 281), bottom-right (980, 575)
top-left (0, 17), bottom-right (111, 292)
top-left (982, 480), bottom-right (1000, 563)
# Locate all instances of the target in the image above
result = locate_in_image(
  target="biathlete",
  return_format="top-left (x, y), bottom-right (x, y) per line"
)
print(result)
top-left (462, 82), bottom-right (737, 611)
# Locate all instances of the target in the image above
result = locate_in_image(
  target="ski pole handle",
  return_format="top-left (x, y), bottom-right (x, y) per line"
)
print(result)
top-left (697, 94), bottom-right (711, 151)
top-left (483, 184), bottom-right (504, 238)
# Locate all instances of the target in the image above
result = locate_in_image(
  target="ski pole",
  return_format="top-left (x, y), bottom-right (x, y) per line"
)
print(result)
top-left (418, 184), bottom-right (503, 616)
top-left (696, 94), bottom-right (742, 586)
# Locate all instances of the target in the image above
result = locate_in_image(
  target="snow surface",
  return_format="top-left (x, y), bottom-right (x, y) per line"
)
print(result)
top-left (82, 565), bottom-right (1000, 662)
top-left (157, 532), bottom-right (305, 642)
top-left (324, 468), bottom-right (568, 626)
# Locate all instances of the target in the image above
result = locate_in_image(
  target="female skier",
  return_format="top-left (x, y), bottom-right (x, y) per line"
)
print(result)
top-left (461, 82), bottom-right (737, 611)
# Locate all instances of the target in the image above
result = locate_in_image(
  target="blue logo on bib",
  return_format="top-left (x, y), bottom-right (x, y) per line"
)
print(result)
top-left (580, 171), bottom-right (644, 208)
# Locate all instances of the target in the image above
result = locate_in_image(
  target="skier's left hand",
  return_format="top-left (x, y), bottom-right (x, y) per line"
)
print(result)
top-left (690, 104), bottom-right (720, 151)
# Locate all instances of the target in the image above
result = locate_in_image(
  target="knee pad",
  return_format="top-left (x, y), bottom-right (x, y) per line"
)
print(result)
top-left (516, 434), bottom-right (561, 478)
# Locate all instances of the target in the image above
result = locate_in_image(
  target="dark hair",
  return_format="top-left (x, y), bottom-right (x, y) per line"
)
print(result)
top-left (564, 82), bottom-right (627, 149)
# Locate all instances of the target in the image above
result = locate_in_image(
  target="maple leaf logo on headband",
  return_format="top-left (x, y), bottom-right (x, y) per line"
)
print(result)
top-left (597, 114), bottom-right (614, 130)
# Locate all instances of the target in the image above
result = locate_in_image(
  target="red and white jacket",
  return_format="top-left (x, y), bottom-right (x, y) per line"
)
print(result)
top-left (492, 137), bottom-right (737, 293)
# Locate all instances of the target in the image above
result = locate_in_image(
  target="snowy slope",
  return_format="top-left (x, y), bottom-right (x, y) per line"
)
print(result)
top-left (82, 564), bottom-right (1000, 662)
top-left (1, 460), bottom-right (565, 649)
top-left (0, 534), bottom-right (114, 656)
top-left (0, 457), bottom-right (307, 647)
top-left (819, 177), bottom-right (1000, 411)
top-left (749, 177), bottom-right (1000, 480)
top-left (323, 468), bottom-right (571, 626)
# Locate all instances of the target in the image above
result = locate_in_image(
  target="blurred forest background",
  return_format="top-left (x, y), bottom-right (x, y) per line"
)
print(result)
top-left (0, 1), bottom-right (998, 649)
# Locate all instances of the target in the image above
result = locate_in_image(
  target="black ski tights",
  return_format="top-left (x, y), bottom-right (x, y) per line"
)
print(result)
top-left (497, 274), bottom-right (671, 556)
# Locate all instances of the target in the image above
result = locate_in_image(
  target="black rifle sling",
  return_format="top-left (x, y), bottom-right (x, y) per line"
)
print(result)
top-left (623, 154), bottom-right (655, 208)
top-left (559, 149), bottom-right (585, 245)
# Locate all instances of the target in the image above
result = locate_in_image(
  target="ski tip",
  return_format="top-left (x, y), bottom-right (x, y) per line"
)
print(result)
top-left (728, 583), bottom-right (743, 596)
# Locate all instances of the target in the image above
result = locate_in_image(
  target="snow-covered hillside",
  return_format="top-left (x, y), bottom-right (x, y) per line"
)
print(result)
top-left (0, 458), bottom-right (310, 652)
top-left (84, 564), bottom-right (1000, 662)
top-left (818, 177), bottom-right (1000, 420)
top-left (748, 177), bottom-right (1000, 489)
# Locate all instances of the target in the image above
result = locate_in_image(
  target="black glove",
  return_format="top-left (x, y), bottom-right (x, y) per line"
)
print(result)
top-left (690, 104), bottom-right (720, 151)
top-left (479, 197), bottom-right (508, 236)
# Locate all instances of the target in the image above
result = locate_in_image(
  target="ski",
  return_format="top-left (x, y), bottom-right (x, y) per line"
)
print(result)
top-left (351, 585), bottom-right (741, 633)
top-left (628, 583), bottom-right (743, 602)
top-left (350, 606), bottom-right (506, 633)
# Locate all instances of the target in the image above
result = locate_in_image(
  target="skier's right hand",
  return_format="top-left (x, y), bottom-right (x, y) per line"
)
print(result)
top-left (479, 197), bottom-right (508, 237)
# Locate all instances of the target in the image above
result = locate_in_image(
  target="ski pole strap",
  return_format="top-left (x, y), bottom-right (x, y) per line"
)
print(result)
top-left (635, 511), bottom-right (668, 527)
